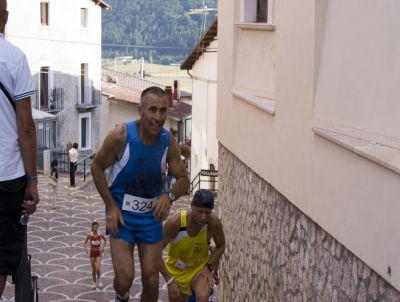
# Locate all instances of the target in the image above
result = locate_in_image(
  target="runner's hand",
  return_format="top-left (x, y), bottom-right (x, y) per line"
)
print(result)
top-left (153, 193), bottom-right (171, 221)
top-left (106, 205), bottom-right (125, 235)
top-left (167, 279), bottom-right (180, 300)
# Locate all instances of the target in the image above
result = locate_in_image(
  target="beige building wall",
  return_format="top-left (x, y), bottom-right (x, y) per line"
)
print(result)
top-left (217, 0), bottom-right (400, 296)
top-left (190, 39), bottom-right (218, 181)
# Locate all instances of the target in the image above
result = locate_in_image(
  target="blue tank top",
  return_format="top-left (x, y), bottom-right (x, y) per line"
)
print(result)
top-left (108, 120), bottom-right (170, 229)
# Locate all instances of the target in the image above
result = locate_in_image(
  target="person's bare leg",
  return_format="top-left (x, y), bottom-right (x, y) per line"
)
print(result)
top-left (191, 273), bottom-right (212, 302)
top-left (110, 237), bottom-right (134, 298)
top-left (95, 257), bottom-right (101, 281)
top-left (137, 241), bottom-right (162, 302)
top-left (90, 258), bottom-right (97, 282)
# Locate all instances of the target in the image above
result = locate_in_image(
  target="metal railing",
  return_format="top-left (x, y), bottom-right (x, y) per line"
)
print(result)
top-left (76, 86), bottom-right (101, 109)
top-left (34, 87), bottom-right (65, 113)
top-left (75, 152), bottom-right (96, 184)
top-left (189, 169), bottom-right (218, 195)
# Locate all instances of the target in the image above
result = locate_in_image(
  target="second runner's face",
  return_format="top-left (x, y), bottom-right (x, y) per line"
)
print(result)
top-left (191, 206), bottom-right (212, 226)
top-left (139, 94), bottom-right (168, 137)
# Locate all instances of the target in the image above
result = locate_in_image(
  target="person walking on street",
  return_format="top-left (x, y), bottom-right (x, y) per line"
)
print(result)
top-left (91, 86), bottom-right (190, 302)
top-left (159, 189), bottom-right (225, 302)
top-left (49, 159), bottom-right (59, 209)
top-left (84, 222), bottom-right (107, 289)
top-left (69, 142), bottom-right (79, 188)
top-left (0, 0), bottom-right (40, 297)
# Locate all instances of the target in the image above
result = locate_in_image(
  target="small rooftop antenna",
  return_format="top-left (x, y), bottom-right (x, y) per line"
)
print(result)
top-left (187, 0), bottom-right (217, 37)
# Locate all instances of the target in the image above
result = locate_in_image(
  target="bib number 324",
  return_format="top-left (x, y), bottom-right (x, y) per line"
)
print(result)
top-left (122, 194), bottom-right (155, 213)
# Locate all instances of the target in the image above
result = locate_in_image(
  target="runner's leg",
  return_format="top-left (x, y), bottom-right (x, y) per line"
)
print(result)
top-left (110, 237), bottom-right (134, 297)
top-left (137, 241), bottom-right (163, 302)
top-left (191, 272), bottom-right (212, 302)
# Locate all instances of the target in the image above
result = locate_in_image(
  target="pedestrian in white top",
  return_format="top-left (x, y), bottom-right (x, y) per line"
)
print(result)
top-left (0, 0), bottom-right (40, 297)
top-left (69, 142), bottom-right (79, 187)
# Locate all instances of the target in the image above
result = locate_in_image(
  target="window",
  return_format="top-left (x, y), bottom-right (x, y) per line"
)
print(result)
top-left (80, 8), bottom-right (88, 28)
top-left (80, 63), bottom-right (89, 104)
top-left (241, 0), bottom-right (273, 24)
top-left (40, 2), bottom-right (49, 26)
top-left (40, 66), bottom-right (49, 109)
top-left (79, 112), bottom-right (91, 150)
top-left (257, 0), bottom-right (268, 22)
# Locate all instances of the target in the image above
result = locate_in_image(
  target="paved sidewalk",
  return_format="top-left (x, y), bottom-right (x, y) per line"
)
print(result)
top-left (1, 175), bottom-right (193, 302)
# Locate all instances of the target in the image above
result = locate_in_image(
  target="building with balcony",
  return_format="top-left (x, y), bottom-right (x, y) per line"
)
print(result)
top-left (6, 0), bottom-right (110, 152)
top-left (217, 0), bottom-right (400, 301)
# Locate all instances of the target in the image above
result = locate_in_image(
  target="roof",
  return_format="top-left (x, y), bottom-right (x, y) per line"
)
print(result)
top-left (91, 0), bottom-right (111, 9)
top-left (32, 109), bottom-right (57, 122)
top-left (181, 18), bottom-right (218, 70)
top-left (167, 101), bottom-right (192, 120)
top-left (102, 84), bottom-right (141, 106)
top-left (101, 83), bottom-right (192, 120)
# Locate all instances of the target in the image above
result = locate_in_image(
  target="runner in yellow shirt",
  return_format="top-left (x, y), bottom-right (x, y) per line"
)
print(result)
top-left (159, 189), bottom-right (225, 302)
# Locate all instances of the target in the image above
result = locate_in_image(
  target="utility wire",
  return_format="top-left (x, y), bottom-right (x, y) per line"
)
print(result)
top-left (8, 34), bottom-right (217, 51)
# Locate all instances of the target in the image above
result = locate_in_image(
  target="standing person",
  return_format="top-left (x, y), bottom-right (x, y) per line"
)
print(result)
top-left (49, 159), bottom-right (59, 209)
top-left (0, 0), bottom-right (40, 297)
top-left (68, 142), bottom-right (78, 187)
top-left (84, 222), bottom-right (107, 289)
top-left (159, 189), bottom-right (225, 302)
top-left (91, 86), bottom-right (190, 302)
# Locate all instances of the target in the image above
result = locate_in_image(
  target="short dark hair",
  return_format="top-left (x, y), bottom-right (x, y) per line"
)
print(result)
top-left (73, 142), bottom-right (78, 149)
top-left (92, 222), bottom-right (98, 227)
top-left (192, 189), bottom-right (214, 209)
top-left (51, 159), bottom-right (58, 168)
top-left (140, 86), bottom-right (167, 105)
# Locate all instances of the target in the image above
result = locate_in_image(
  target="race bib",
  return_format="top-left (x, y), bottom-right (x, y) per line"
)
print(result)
top-left (174, 258), bottom-right (189, 270)
top-left (122, 194), bottom-right (155, 213)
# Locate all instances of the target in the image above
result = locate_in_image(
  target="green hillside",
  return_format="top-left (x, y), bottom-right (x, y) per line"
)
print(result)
top-left (102, 0), bottom-right (217, 64)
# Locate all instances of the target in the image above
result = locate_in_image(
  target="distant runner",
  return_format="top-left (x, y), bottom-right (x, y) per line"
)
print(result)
top-left (84, 222), bottom-right (106, 289)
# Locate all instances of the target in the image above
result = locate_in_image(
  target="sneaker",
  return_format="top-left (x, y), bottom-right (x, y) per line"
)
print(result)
top-left (115, 294), bottom-right (129, 302)
top-left (92, 282), bottom-right (96, 289)
top-left (96, 280), bottom-right (103, 288)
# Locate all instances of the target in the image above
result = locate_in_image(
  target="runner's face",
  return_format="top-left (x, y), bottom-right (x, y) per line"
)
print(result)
top-left (139, 94), bottom-right (168, 137)
top-left (191, 205), bottom-right (212, 226)
top-left (92, 224), bottom-right (98, 231)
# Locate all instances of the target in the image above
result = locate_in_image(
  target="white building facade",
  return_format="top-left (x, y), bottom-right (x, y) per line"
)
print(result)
top-left (6, 0), bottom-right (109, 153)
top-left (181, 20), bottom-right (218, 184)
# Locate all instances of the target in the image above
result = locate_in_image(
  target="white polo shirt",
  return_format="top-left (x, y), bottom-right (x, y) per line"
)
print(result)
top-left (0, 33), bottom-right (34, 181)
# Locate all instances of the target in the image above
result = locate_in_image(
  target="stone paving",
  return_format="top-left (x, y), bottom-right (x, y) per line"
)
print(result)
top-left (1, 174), bottom-right (193, 302)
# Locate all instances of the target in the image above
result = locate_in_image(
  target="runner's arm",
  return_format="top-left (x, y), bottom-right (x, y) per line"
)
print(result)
top-left (91, 125), bottom-right (127, 234)
top-left (167, 135), bottom-right (190, 199)
top-left (207, 217), bottom-right (226, 269)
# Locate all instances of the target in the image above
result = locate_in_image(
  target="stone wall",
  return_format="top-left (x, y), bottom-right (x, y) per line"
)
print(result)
top-left (217, 144), bottom-right (400, 302)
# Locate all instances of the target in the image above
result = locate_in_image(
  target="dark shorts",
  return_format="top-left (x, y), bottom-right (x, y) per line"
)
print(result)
top-left (110, 222), bottom-right (163, 245)
top-left (0, 176), bottom-right (27, 276)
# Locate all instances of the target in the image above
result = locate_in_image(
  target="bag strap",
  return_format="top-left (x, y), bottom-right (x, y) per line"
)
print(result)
top-left (0, 81), bottom-right (16, 112)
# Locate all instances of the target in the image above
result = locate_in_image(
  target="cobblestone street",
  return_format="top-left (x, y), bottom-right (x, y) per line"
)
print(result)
top-left (1, 174), bottom-right (193, 302)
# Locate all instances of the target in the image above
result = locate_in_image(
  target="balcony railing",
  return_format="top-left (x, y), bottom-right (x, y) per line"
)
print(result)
top-left (34, 87), bottom-right (64, 113)
top-left (76, 86), bottom-right (101, 110)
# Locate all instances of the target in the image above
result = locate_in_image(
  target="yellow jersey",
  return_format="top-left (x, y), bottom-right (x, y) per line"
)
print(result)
top-left (165, 209), bottom-right (210, 296)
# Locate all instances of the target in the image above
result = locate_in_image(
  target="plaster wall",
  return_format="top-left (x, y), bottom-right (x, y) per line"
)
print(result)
top-left (217, 0), bottom-right (400, 290)
top-left (190, 40), bottom-right (218, 181)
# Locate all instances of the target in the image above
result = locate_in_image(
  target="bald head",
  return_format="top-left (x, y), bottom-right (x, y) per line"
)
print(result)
top-left (0, 0), bottom-right (7, 34)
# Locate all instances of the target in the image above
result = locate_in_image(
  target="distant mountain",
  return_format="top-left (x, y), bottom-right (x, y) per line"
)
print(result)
top-left (102, 0), bottom-right (217, 64)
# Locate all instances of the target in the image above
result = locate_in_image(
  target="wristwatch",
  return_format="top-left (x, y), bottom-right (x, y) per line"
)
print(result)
top-left (205, 262), bottom-right (214, 272)
top-left (167, 191), bottom-right (175, 204)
